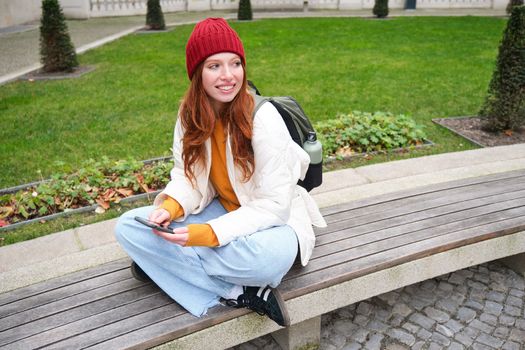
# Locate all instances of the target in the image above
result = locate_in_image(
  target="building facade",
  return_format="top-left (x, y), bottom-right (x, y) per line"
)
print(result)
top-left (0, 0), bottom-right (509, 29)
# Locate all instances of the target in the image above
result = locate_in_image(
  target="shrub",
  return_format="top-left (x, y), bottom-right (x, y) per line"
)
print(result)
top-left (479, 5), bottom-right (525, 132)
top-left (0, 157), bottom-right (173, 225)
top-left (146, 0), bottom-right (166, 30)
top-left (315, 111), bottom-right (427, 158)
top-left (39, 0), bottom-right (78, 73)
top-left (238, 0), bottom-right (253, 21)
top-left (507, 0), bottom-right (524, 15)
top-left (373, 0), bottom-right (389, 18)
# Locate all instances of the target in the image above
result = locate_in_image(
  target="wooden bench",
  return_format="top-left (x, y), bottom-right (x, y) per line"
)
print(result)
top-left (2, 169), bottom-right (525, 350)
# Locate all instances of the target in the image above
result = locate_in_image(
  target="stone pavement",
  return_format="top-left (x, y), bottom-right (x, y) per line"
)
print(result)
top-left (231, 262), bottom-right (525, 350)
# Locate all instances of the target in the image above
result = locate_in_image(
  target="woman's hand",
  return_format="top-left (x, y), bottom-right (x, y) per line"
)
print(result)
top-left (148, 207), bottom-right (171, 226)
top-left (148, 208), bottom-right (189, 246)
top-left (152, 226), bottom-right (189, 246)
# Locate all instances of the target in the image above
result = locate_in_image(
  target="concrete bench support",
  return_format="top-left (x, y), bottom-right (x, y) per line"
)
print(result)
top-left (500, 252), bottom-right (525, 277)
top-left (271, 316), bottom-right (321, 350)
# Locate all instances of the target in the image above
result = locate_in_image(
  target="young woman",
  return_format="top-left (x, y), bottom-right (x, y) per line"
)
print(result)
top-left (115, 18), bottom-right (326, 327)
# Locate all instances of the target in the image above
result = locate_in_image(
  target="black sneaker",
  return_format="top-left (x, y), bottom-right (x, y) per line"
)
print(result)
top-left (130, 261), bottom-right (152, 282)
top-left (222, 286), bottom-right (290, 327)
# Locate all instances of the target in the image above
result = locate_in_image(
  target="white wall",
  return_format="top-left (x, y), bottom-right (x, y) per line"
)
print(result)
top-left (60, 0), bottom-right (91, 18)
top-left (492, 0), bottom-right (509, 9)
top-left (0, 0), bottom-right (91, 28)
top-left (361, 0), bottom-right (406, 8)
top-left (62, 0), bottom-right (188, 19)
top-left (0, 0), bottom-right (41, 28)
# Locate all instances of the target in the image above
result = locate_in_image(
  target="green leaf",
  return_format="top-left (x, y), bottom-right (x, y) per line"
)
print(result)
top-left (19, 206), bottom-right (30, 219)
top-left (38, 206), bottom-right (49, 216)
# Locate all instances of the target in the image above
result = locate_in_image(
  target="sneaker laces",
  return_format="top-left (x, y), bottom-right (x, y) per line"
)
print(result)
top-left (237, 294), bottom-right (268, 316)
top-left (221, 294), bottom-right (267, 316)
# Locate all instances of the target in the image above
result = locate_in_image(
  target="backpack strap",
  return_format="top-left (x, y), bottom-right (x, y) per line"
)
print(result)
top-left (250, 92), bottom-right (303, 147)
top-left (252, 93), bottom-right (269, 116)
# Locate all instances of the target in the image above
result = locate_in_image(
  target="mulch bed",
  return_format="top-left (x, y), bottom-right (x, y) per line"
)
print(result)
top-left (19, 65), bottom-right (95, 81)
top-left (134, 26), bottom-right (175, 34)
top-left (433, 116), bottom-right (525, 148)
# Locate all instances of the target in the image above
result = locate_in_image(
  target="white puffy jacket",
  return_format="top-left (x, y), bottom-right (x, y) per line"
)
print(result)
top-left (154, 101), bottom-right (327, 266)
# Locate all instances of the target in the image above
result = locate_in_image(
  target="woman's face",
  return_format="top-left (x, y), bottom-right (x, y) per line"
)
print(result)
top-left (201, 52), bottom-right (244, 111)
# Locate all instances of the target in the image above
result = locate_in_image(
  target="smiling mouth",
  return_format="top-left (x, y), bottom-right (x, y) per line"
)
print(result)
top-left (218, 85), bottom-right (235, 91)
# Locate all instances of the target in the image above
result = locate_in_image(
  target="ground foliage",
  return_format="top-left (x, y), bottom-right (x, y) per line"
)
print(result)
top-left (315, 111), bottom-right (427, 158)
top-left (39, 0), bottom-right (78, 72)
top-left (480, 5), bottom-right (525, 131)
top-left (0, 157), bottom-right (172, 227)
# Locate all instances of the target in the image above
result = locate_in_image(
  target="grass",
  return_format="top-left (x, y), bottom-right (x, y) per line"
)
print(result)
top-left (0, 16), bottom-right (508, 244)
top-left (0, 16), bottom-right (507, 190)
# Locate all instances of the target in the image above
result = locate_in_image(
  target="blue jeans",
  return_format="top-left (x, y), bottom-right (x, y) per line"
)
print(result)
top-left (114, 199), bottom-right (298, 317)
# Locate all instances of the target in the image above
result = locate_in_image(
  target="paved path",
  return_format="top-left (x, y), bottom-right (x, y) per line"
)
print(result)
top-left (0, 8), bottom-right (506, 84)
top-left (0, 10), bottom-right (230, 83)
top-left (232, 262), bottom-right (525, 350)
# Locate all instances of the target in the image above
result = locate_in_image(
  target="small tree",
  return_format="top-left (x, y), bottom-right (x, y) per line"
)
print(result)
top-left (507, 0), bottom-right (524, 15)
top-left (39, 0), bottom-right (78, 73)
top-left (373, 0), bottom-right (389, 18)
top-left (146, 0), bottom-right (166, 30)
top-left (238, 0), bottom-right (253, 21)
top-left (479, 5), bottom-right (525, 132)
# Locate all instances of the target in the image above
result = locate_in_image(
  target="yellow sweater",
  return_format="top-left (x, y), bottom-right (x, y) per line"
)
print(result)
top-left (160, 119), bottom-right (240, 246)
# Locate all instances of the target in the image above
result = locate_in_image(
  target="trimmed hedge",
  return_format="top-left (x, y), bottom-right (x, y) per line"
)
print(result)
top-left (480, 5), bottom-right (525, 131)
top-left (373, 0), bottom-right (389, 18)
top-left (146, 0), bottom-right (166, 30)
top-left (39, 0), bottom-right (78, 72)
top-left (238, 0), bottom-right (253, 21)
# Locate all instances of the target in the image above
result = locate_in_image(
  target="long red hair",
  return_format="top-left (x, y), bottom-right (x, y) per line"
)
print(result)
top-left (179, 62), bottom-right (255, 185)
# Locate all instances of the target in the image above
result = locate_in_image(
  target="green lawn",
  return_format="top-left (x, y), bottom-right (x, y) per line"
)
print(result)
top-left (0, 16), bottom-right (507, 189)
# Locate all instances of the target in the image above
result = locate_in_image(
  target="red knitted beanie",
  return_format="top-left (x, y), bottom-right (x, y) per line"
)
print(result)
top-left (185, 18), bottom-right (245, 80)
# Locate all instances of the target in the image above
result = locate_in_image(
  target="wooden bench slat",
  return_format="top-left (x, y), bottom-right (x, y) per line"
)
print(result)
top-left (42, 303), bottom-right (191, 349)
top-left (320, 169), bottom-right (525, 217)
top-left (0, 269), bottom-right (131, 320)
top-left (0, 277), bottom-right (144, 332)
top-left (0, 259), bottom-right (129, 307)
top-left (318, 182), bottom-right (525, 241)
top-left (0, 284), bottom-right (162, 348)
top-left (85, 306), bottom-right (249, 350)
top-left (285, 207), bottom-right (525, 279)
top-left (320, 176), bottom-right (525, 230)
top-left (298, 203), bottom-right (525, 276)
top-left (2, 290), bottom-right (174, 350)
top-left (281, 216), bottom-right (525, 299)
top-left (316, 191), bottom-right (525, 248)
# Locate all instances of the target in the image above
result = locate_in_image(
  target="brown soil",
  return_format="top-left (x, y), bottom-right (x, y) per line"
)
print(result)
top-left (433, 117), bottom-right (525, 147)
top-left (20, 65), bottom-right (95, 81)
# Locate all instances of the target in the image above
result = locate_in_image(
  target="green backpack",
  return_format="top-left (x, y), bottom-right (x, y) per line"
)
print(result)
top-left (249, 82), bottom-right (323, 191)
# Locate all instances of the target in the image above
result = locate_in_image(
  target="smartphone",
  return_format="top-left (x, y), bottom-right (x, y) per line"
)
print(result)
top-left (134, 216), bottom-right (174, 234)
